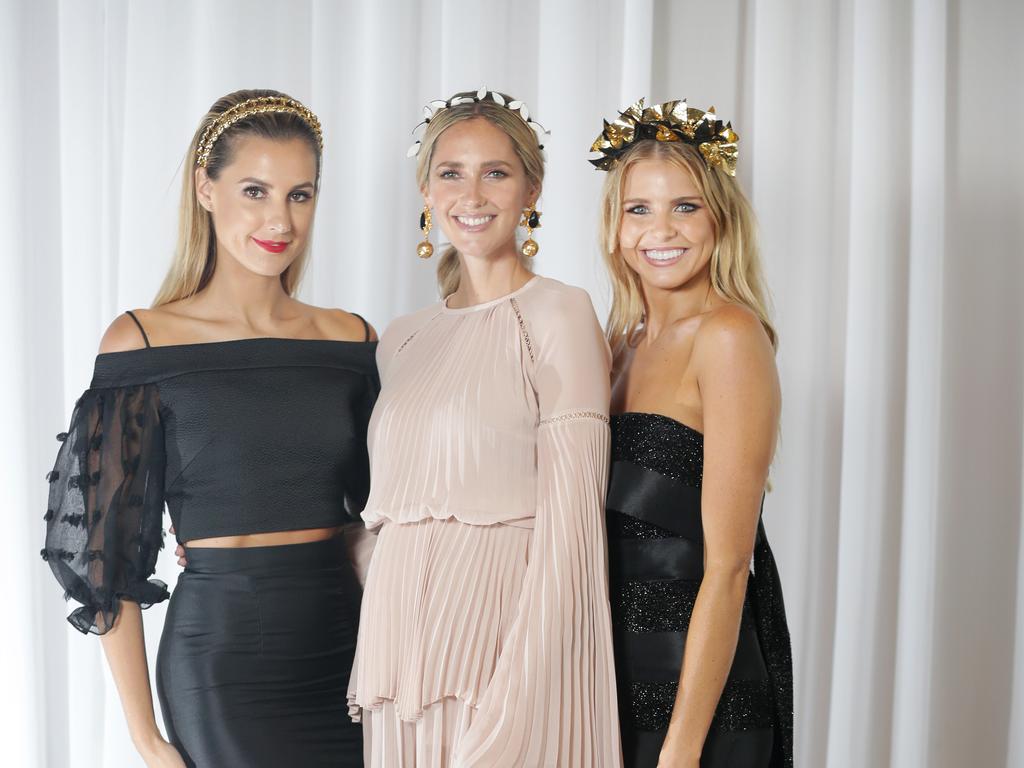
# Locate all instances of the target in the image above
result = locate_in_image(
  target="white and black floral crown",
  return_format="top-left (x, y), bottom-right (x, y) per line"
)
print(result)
top-left (406, 87), bottom-right (548, 158)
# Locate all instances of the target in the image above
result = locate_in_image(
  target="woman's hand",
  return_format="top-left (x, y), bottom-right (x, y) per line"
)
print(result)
top-left (168, 525), bottom-right (187, 567)
top-left (138, 734), bottom-right (187, 767)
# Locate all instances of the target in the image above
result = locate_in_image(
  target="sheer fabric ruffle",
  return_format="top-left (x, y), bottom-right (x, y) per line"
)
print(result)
top-left (42, 385), bottom-right (167, 634)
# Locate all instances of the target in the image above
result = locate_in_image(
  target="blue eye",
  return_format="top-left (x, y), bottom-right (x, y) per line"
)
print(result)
top-left (626, 205), bottom-right (649, 215)
top-left (675, 202), bottom-right (699, 213)
top-left (439, 169), bottom-right (459, 179)
top-left (486, 169), bottom-right (508, 178)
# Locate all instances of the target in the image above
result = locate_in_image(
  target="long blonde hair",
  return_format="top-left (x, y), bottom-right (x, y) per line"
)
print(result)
top-left (154, 88), bottom-right (323, 306)
top-left (414, 92), bottom-right (545, 297)
top-left (599, 140), bottom-right (777, 358)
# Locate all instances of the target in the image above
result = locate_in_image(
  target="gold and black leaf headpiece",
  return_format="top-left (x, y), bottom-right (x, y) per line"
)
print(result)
top-left (589, 98), bottom-right (739, 176)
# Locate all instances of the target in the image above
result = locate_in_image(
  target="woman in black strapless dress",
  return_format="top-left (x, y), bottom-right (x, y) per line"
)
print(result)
top-left (606, 413), bottom-right (791, 766)
top-left (590, 100), bottom-right (793, 767)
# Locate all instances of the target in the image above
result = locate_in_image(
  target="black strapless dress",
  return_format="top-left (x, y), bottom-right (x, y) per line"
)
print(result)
top-left (607, 412), bottom-right (793, 768)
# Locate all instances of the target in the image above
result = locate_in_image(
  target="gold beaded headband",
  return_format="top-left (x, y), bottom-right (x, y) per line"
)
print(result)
top-left (589, 98), bottom-right (739, 176)
top-left (195, 96), bottom-right (324, 167)
top-left (406, 87), bottom-right (548, 158)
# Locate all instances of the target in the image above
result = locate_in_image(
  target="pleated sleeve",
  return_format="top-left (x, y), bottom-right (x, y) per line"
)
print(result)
top-left (455, 286), bottom-right (623, 767)
top-left (41, 384), bottom-right (169, 635)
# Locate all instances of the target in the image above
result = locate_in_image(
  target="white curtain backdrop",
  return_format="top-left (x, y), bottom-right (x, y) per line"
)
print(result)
top-left (3, 1), bottom-right (1022, 766)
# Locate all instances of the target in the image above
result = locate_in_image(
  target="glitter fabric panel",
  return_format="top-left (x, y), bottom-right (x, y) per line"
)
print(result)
top-left (629, 680), bottom-right (676, 732)
top-left (606, 509), bottom-right (678, 539)
top-left (629, 678), bottom-right (773, 733)
top-left (611, 413), bottom-right (703, 487)
top-left (714, 679), bottom-right (775, 732)
top-left (612, 579), bottom-right (699, 633)
top-left (752, 520), bottom-right (794, 767)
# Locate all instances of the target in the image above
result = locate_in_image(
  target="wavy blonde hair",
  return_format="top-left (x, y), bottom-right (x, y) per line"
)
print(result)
top-left (599, 140), bottom-right (776, 358)
top-left (414, 92), bottom-right (545, 298)
top-left (154, 88), bottom-right (323, 306)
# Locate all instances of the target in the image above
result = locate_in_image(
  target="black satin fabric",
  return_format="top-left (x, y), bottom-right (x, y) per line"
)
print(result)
top-left (156, 537), bottom-right (363, 767)
top-left (607, 413), bottom-right (793, 768)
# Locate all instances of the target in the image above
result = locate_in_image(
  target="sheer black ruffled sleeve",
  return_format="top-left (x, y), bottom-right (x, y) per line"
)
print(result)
top-left (41, 384), bottom-right (168, 635)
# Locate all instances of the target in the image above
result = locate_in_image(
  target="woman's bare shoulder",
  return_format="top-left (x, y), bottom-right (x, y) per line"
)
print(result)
top-left (99, 299), bottom-right (220, 352)
top-left (691, 303), bottom-right (778, 400)
top-left (695, 303), bottom-right (769, 350)
top-left (299, 302), bottom-right (378, 342)
top-left (98, 312), bottom-right (150, 354)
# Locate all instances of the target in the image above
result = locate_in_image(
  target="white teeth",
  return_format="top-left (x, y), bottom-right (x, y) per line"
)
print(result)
top-left (644, 248), bottom-right (686, 261)
top-left (455, 215), bottom-right (494, 227)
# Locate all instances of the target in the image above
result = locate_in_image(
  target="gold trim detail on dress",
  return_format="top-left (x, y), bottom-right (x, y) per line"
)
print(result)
top-left (540, 410), bottom-right (610, 425)
top-left (509, 296), bottom-right (534, 363)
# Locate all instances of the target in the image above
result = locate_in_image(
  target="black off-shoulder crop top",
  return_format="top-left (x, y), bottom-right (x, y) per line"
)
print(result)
top-left (41, 334), bottom-right (379, 634)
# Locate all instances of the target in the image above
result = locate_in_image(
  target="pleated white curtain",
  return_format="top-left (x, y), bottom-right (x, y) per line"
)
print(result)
top-left (3, 1), bottom-right (1022, 766)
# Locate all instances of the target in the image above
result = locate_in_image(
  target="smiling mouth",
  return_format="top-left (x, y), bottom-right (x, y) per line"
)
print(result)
top-left (453, 214), bottom-right (495, 231)
top-left (641, 247), bottom-right (688, 264)
top-left (252, 237), bottom-right (290, 254)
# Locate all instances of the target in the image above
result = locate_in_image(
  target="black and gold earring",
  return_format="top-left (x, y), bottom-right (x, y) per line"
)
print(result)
top-left (417, 206), bottom-right (433, 259)
top-left (520, 206), bottom-right (541, 257)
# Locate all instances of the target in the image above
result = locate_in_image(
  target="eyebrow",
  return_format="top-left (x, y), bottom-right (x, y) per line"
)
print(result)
top-left (434, 160), bottom-right (514, 169)
top-left (237, 176), bottom-right (315, 190)
top-left (622, 195), bottom-right (703, 205)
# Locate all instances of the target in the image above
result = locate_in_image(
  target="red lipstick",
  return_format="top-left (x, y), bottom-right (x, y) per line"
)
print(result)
top-left (252, 237), bottom-right (289, 254)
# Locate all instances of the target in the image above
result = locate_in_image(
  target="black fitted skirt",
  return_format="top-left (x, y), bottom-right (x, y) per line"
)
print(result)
top-left (156, 537), bottom-right (363, 767)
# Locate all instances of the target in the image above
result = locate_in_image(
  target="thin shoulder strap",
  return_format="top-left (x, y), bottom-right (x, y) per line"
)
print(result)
top-left (350, 312), bottom-right (370, 342)
top-left (124, 310), bottom-right (152, 348)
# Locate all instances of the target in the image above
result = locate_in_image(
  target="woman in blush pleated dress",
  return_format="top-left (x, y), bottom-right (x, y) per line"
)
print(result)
top-left (591, 100), bottom-right (793, 767)
top-left (346, 90), bottom-right (623, 767)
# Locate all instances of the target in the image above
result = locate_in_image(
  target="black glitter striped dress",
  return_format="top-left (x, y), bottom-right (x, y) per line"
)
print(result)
top-left (607, 412), bottom-right (793, 768)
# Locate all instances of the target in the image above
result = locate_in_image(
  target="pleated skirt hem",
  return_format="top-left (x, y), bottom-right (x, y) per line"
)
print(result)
top-left (359, 695), bottom-right (476, 768)
top-left (348, 517), bottom-right (530, 724)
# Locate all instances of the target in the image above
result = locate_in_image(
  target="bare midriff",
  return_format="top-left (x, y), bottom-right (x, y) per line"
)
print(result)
top-left (185, 526), bottom-right (342, 548)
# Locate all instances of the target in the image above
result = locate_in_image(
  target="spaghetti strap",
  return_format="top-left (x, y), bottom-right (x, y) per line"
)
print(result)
top-left (124, 310), bottom-right (152, 348)
top-left (351, 312), bottom-right (370, 342)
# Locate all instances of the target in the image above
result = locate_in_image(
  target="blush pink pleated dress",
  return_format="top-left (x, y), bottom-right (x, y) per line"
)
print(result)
top-left (347, 276), bottom-right (623, 767)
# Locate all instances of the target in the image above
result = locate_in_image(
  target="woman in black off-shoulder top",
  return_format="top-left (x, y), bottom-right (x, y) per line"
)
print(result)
top-left (41, 89), bottom-right (376, 767)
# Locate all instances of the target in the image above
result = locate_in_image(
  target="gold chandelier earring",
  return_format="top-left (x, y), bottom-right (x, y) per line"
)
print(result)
top-left (417, 206), bottom-right (434, 259)
top-left (520, 206), bottom-right (541, 257)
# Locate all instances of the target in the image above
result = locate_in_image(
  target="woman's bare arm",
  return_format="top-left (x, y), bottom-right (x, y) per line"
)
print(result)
top-left (95, 316), bottom-right (185, 767)
top-left (658, 306), bottom-right (780, 765)
top-left (100, 606), bottom-right (182, 765)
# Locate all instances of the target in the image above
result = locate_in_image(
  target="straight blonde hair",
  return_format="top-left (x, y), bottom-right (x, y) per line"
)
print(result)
top-left (154, 89), bottom-right (322, 306)
top-left (414, 92), bottom-right (545, 298)
top-left (599, 140), bottom-right (777, 358)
